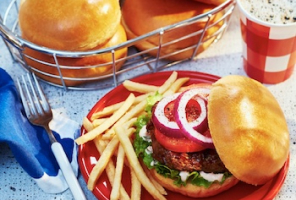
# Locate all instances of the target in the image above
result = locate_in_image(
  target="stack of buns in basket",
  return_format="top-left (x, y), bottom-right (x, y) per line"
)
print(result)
top-left (19, 0), bottom-right (127, 86)
top-left (18, 0), bottom-right (227, 86)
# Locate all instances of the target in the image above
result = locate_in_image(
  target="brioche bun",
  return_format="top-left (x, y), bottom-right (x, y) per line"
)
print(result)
top-left (208, 75), bottom-right (290, 185)
top-left (19, 0), bottom-right (126, 86)
top-left (19, 0), bottom-right (121, 51)
top-left (23, 25), bottom-right (127, 86)
top-left (121, 0), bottom-right (224, 61)
top-left (150, 168), bottom-right (239, 198)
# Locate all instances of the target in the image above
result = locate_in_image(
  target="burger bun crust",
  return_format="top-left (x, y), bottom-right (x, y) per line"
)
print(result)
top-left (208, 75), bottom-right (290, 185)
top-left (121, 0), bottom-right (224, 61)
top-left (19, 0), bottom-right (121, 51)
top-left (150, 168), bottom-right (239, 198)
top-left (23, 25), bottom-right (127, 86)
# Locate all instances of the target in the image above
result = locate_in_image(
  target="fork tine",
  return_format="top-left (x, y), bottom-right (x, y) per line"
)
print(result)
top-left (31, 73), bottom-right (50, 113)
top-left (16, 77), bottom-right (32, 118)
top-left (24, 74), bottom-right (40, 116)
top-left (18, 75), bottom-right (37, 117)
top-left (27, 73), bottom-right (44, 115)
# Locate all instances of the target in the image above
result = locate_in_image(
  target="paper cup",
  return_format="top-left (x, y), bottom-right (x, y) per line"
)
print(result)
top-left (236, 0), bottom-right (296, 84)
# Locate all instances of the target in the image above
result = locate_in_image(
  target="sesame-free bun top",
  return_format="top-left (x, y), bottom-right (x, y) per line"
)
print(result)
top-left (19, 0), bottom-right (121, 51)
top-left (208, 75), bottom-right (289, 185)
top-left (121, 0), bottom-right (224, 61)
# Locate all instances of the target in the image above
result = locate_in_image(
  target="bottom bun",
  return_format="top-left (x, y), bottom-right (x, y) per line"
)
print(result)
top-left (23, 24), bottom-right (127, 86)
top-left (121, 15), bottom-right (223, 61)
top-left (122, 18), bottom-right (219, 61)
top-left (150, 169), bottom-right (239, 198)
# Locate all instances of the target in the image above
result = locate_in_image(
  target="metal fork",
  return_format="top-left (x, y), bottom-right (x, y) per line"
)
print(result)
top-left (17, 73), bottom-right (86, 200)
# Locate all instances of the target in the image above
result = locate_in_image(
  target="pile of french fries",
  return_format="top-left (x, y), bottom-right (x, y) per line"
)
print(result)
top-left (75, 71), bottom-right (190, 200)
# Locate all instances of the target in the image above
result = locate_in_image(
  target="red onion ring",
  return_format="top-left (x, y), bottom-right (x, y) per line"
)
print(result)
top-left (174, 88), bottom-right (214, 148)
top-left (183, 87), bottom-right (210, 130)
top-left (151, 93), bottom-right (184, 138)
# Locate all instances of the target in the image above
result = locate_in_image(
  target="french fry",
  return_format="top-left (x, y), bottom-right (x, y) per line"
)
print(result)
top-left (94, 138), bottom-right (130, 200)
top-left (157, 71), bottom-right (178, 94)
top-left (87, 128), bottom-right (135, 191)
top-left (130, 168), bottom-right (141, 200)
top-left (91, 93), bottom-right (149, 120)
top-left (122, 117), bottom-right (137, 130)
top-left (114, 126), bottom-right (166, 200)
top-left (75, 93), bottom-right (135, 145)
top-left (123, 80), bottom-right (159, 93)
top-left (91, 104), bottom-right (121, 120)
top-left (110, 144), bottom-right (126, 200)
top-left (102, 118), bottom-right (137, 140)
top-left (92, 118), bottom-right (108, 127)
top-left (163, 77), bottom-right (189, 96)
top-left (82, 117), bottom-right (94, 132)
top-left (104, 100), bottom-right (146, 138)
top-left (141, 162), bottom-right (167, 195)
top-left (101, 133), bottom-right (115, 141)
top-left (88, 137), bottom-right (119, 191)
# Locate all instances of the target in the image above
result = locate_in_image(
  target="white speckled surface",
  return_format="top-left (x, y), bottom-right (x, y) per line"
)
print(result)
top-left (1, 4), bottom-right (295, 200)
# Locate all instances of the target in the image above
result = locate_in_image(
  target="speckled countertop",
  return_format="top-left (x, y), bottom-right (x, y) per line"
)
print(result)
top-left (0, 4), bottom-right (295, 200)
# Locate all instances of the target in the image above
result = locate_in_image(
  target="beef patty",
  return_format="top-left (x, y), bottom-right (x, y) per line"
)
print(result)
top-left (147, 120), bottom-right (229, 173)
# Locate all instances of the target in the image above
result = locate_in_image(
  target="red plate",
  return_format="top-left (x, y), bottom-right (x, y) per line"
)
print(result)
top-left (78, 71), bottom-right (289, 200)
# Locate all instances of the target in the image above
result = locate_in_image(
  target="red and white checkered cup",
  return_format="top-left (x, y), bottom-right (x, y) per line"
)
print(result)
top-left (237, 1), bottom-right (296, 84)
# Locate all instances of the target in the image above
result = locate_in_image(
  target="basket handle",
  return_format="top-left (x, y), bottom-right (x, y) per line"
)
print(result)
top-left (0, 17), bottom-right (22, 49)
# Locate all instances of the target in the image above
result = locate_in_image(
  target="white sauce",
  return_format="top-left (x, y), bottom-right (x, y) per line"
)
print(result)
top-left (200, 171), bottom-right (224, 182)
top-left (150, 160), bottom-right (157, 167)
top-left (179, 171), bottom-right (224, 183)
top-left (179, 171), bottom-right (190, 182)
top-left (145, 146), bottom-right (153, 155)
top-left (139, 125), bottom-right (151, 142)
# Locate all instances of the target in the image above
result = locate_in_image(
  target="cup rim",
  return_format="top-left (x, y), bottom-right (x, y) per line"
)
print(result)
top-left (236, 0), bottom-right (296, 28)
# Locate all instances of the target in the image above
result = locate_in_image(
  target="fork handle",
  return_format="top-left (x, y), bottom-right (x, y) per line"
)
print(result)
top-left (51, 142), bottom-right (86, 200)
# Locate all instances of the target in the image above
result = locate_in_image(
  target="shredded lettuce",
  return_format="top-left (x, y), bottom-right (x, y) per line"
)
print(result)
top-left (133, 92), bottom-right (232, 188)
top-left (134, 115), bottom-right (150, 157)
top-left (145, 91), bottom-right (162, 117)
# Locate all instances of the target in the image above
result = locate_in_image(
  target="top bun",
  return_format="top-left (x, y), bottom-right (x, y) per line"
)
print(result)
top-left (208, 75), bottom-right (289, 185)
top-left (121, 0), bottom-right (224, 61)
top-left (19, 0), bottom-right (121, 51)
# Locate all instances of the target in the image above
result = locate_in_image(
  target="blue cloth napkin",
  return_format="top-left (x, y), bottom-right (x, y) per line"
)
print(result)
top-left (0, 68), bottom-right (80, 193)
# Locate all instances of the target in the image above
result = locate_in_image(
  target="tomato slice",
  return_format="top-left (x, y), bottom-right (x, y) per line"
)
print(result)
top-left (163, 100), bottom-right (175, 121)
top-left (154, 128), bottom-right (207, 153)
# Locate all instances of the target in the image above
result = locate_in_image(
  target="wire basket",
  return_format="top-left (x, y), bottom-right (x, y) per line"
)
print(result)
top-left (0, 0), bottom-right (236, 90)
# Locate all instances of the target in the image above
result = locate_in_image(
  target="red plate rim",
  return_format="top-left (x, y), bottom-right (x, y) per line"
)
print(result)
top-left (78, 70), bottom-right (289, 200)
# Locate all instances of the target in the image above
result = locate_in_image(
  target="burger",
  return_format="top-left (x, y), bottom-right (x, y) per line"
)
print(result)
top-left (133, 75), bottom-right (289, 198)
